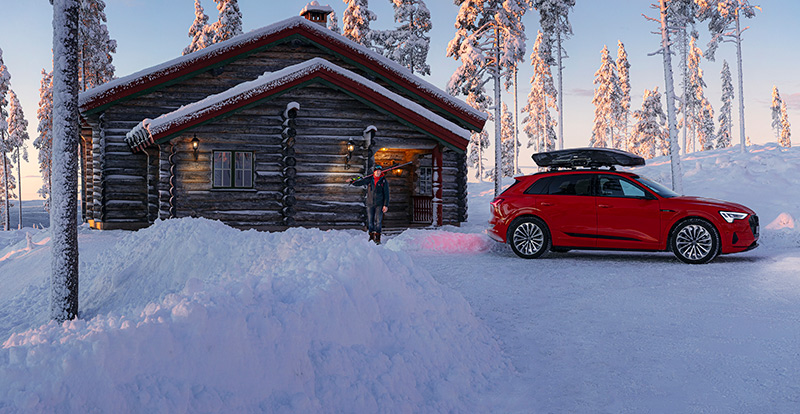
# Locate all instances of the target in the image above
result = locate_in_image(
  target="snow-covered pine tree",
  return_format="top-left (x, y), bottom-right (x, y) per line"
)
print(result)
top-left (771, 85), bottom-right (783, 138)
top-left (590, 45), bottom-right (621, 148)
top-left (447, 0), bottom-right (527, 197)
top-left (686, 36), bottom-right (714, 152)
top-left (699, 0), bottom-right (759, 153)
top-left (35, 69), bottom-right (54, 212)
top-left (342, 0), bottom-right (377, 47)
top-left (78, 0), bottom-right (116, 91)
top-left (499, 102), bottom-right (518, 177)
top-left (184, 0), bottom-right (213, 55)
top-left (616, 40), bottom-right (631, 151)
top-left (0, 48), bottom-right (12, 231)
top-left (779, 100), bottom-right (792, 148)
top-left (533, 0), bottom-right (574, 150)
top-left (211, 0), bottom-right (243, 43)
top-left (644, 0), bottom-right (685, 193)
top-left (468, 129), bottom-right (490, 180)
top-left (372, 0), bottom-right (432, 75)
top-left (7, 90), bottom-right (29, 229)
top-left (522, 30), bottom-right (557, 154)
top-left (501, 0), bottom-right (531, 175)
top-left (50, 0), bottom-right (82, 322)
top-left (630, 87), bottom-right (667, 159)
top-left (716, 60), bottom-right (733, 148)
top-left (667, 0), bottom-right (697, 155)
top-left (328, 9), bottom-right (340, 33)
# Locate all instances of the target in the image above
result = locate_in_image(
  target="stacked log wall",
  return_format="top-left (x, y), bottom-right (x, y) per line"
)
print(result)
top-left (84, 38), bottom-right (470, 230)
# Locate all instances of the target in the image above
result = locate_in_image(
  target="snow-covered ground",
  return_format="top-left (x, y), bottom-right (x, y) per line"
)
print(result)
top-left (1, 143), bottom-right (799, 412)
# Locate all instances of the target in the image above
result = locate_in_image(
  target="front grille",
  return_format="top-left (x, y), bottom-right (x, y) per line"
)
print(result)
top-left (749, 215), bottom-right (759, 238)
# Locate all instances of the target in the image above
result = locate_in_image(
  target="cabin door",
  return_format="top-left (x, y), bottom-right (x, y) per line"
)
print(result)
top-left (373, 148), bottom-right (433, 229)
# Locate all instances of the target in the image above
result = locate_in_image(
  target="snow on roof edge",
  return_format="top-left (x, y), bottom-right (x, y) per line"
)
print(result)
top-left (125, 58), bottom-right (471, 151)
top-left (80, 17), bottom-right (486, 125)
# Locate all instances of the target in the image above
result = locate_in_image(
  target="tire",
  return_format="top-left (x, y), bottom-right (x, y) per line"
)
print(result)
top-left (670, 218), bottom-right (720, 264)
top-left (508, 217), bottom-right (551, 259)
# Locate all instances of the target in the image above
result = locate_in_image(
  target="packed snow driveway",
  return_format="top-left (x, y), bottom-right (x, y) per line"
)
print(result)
top-left (408, 239), bottom-right (800, 412)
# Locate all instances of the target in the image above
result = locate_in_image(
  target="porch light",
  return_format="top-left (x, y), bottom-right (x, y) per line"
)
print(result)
top-left (191, 135), bottom-right (200, 160)
top-left (345, 140), bottom-right (355, 169)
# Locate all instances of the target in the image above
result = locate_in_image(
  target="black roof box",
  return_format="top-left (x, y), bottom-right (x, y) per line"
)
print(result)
top-left (532, 147), bottom-right (646, 169)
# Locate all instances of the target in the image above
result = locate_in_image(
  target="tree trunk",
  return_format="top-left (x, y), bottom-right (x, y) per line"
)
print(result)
top-left (735, 9), bottom-right (747, 153)
top-left (556, 29), bottom-right (564, 150)
top-left (659, 0), bottom-right (683, 194)
top-left (681, 27), bottom-right (688, 156)
top-left (513, 67), bottom-right (520, 175)
top-left (50, 0), bottom-right (81, 322)
top-left (1, 131), bottom-right (8, 231)
top-left (16, 147), bottom-right (22, 229)
top-left (493, 25), bottom-right (503, 197)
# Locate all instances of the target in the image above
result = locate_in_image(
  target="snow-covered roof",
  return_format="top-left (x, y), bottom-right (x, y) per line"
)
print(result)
top-left (125, 58), bottom-right (472, 153)
top-left (80, 16), bottom-right (486, 131)
top-left (300, 1), bottom-right (334, 15)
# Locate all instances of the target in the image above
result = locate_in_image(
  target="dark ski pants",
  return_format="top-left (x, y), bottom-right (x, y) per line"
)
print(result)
top-left (366, 205), bottom-right (384, 233)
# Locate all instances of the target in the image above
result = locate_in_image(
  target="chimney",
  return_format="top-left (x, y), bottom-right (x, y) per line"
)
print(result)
top-left (300, 1), bottom-right (333, 27)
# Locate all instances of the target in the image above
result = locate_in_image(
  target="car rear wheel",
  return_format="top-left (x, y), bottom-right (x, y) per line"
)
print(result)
top-left (509, 217), bottom-right (551, 259)
top-left (670, 218), bottom-right (720, 264)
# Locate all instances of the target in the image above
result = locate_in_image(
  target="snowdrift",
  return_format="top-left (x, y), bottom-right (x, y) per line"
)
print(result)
top-left (0, 219), bottom-right (508, 413)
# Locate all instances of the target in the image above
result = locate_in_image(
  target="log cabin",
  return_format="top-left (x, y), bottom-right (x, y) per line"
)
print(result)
top-left (77, 4), bottom-right (486, 232)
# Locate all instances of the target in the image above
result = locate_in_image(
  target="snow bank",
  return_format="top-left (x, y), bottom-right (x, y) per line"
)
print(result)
top-left (386, 229), bottom-right (493, 254)
top-left (0, 219), bottom-right (508, 413)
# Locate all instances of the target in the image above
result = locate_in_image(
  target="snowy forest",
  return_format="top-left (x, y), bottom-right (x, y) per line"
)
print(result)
top-left (0, 0), bottom-right (795, 223)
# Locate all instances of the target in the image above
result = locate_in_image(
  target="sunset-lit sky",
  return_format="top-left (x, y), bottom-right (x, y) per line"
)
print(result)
top-left (1, 0), bottom-right (798, 199)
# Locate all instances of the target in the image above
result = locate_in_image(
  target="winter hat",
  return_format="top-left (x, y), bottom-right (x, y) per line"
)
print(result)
top-left (374, 165), bottom-right (383, 171)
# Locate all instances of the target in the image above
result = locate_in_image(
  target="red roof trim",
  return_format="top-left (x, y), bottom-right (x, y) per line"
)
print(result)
top-left (137, 65), bottom-right (470, 153)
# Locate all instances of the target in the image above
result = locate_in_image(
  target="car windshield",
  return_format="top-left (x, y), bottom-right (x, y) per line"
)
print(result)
top-left (635, 176), bottom-right (680, 198)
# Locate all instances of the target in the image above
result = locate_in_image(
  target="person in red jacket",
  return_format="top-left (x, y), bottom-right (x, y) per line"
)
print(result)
top-left (350, 165), bottom-right (390, 244)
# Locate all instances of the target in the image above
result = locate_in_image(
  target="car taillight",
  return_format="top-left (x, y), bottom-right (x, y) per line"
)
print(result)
top-left (490, 198), bottom-right (504, 215)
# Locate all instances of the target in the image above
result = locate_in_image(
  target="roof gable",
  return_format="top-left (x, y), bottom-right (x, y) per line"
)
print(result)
top-left (125, 58), bottom-right (471, 153)
top-left (80, 16), bottom-right (486, 132)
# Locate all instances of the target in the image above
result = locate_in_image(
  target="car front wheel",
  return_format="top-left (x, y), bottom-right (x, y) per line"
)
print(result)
top-left (670, 218), bottom-right (720, 264)
top-left (508, 217), bottom-right (551, 259)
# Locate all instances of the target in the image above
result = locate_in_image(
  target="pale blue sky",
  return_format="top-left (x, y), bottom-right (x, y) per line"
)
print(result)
top-left (1, 0), bottom-right (798, 199)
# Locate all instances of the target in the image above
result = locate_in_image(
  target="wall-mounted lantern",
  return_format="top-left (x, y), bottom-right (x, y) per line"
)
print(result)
top-left (191, 135), bottom-right (200, 160)
top-left (344, 139), bottom-right (355, 169)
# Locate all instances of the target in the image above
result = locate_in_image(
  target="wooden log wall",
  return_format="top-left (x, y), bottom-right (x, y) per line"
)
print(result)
top-left (84, 36), bottom-right (471, 230)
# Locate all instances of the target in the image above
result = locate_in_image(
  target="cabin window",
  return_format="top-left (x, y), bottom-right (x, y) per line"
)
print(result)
top-left (417, 167), bottom-right (432, 196)
top-left (213, 151), bottom-right (253, 189)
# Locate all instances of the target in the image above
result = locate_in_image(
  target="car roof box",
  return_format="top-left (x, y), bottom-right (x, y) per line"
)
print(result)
top-left (532, 148), bottom-right (646, 169)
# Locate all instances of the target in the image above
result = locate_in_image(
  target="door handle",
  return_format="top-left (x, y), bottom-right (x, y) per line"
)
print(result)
top-left (598, 204), bottom-right (612, 208)
top-left (541, 202), bottom-right (554, 207)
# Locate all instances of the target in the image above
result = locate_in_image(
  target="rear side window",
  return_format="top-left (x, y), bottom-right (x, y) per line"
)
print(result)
top-left (527, 174), bottom-right (593, 196)
top-left (524, 177), bottom-right (551, 194)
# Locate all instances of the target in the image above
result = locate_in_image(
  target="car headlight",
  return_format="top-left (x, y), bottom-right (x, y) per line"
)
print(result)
top-left (719, 211), bottom-right (749, 223)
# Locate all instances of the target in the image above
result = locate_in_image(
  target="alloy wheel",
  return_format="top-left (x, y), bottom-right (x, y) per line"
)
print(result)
top-left (513, 222), bottom-right (545, 256)
top-left (675, 224), bottom-right (714, 261)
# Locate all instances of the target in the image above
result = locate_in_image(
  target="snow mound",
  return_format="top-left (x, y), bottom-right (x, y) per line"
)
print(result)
top-left (766, 212), bottom-right (795, 230)
top-left (386, 229), bottom-right (493, 254)
top-left (0, 218), bottom-right (508, 413)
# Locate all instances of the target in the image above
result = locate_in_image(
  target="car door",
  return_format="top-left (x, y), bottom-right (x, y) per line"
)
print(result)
top-left (535, 173), bottom-right (597, 248)
top-left (595, 174), bottom-right (661, 250)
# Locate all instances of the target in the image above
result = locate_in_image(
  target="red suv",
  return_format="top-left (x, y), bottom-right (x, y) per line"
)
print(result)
top-left (488, 148), bottom-right (759, 264)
